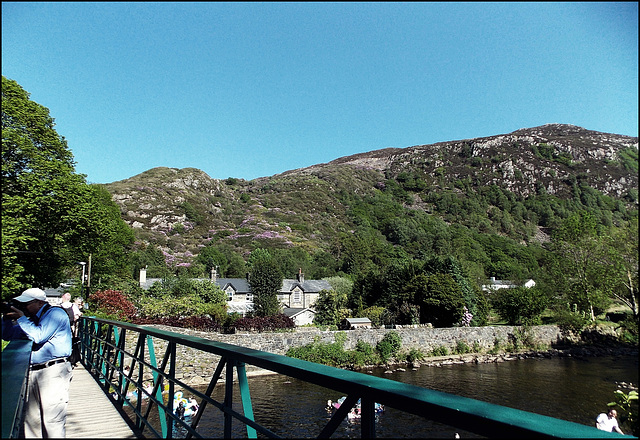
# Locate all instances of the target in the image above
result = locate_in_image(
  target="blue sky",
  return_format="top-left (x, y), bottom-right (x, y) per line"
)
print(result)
top-left (2, 2), bottom-right (638, 184)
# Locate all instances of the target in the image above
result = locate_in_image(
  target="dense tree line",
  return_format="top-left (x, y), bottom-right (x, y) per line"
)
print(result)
top-left (2, 76), bottom-right (134, 298)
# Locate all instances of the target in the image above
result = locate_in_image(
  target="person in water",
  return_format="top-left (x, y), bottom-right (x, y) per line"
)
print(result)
top-left (596, 408), bottom-right (624, 434)
top-left (175, 401), bottom-right (186, 420)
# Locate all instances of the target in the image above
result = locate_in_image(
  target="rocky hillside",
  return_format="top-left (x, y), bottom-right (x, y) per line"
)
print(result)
top-left (103, 124), bottom-right (638, 266)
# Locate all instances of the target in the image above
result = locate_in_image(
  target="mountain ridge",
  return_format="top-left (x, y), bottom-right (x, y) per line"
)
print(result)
top-left (103, 124), bottom-right (638, 272)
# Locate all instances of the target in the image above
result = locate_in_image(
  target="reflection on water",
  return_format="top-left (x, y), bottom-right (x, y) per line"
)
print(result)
top-left (124, 355), bottom-right (638, 438)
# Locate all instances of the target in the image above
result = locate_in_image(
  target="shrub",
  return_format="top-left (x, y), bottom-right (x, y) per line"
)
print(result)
top-left (350, 341), bottom-right (379, 366)
top-left (406, 347), bottom-right (425, 363)
top-left (454, 340), bottom-right (471, 354)
top-left (380, 331), bottom-right (402, 353)
top-left (618, 316), bottom-right (639, 345)
top-left (376, 340), bottom-right (394, 363)
top-left (430, 345), bottom-right (449, 357)
top-left (133, 315), bottom-right (221, 332)
top-left (555, 310), bottom-right (591, 335)
top-left (88, 290), bottom-right (136, 320)
top-left (376, 331), bottom-right (402, 363)
top-left (286, 336), bottom-right (349, 367)
top-left (355, 339), bottom-right (374, 356)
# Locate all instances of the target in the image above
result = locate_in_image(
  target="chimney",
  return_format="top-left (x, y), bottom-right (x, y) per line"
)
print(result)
top-left (139, 266), bottom-right (147, 286)
top-left (211, 266), bottom-right (217, 283)
top-left (246, 272), bottom-right (250, 282)
top-left (297, 268), bottom-right (304, 283)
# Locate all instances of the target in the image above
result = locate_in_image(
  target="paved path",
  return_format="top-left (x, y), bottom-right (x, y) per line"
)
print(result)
top-left (67, 364), bottom-right (138, 438)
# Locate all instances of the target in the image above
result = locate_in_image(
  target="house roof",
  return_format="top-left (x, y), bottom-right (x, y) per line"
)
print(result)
top-left (280, 279), bottom-right (331, 294)
top-left (282, 307), bottom-right (315, 318)
top-left (345, 317), bottom-right (371, 324)
top-left (139, 276), bottom-right (332, 294)
top-left (216, 278), bottom-right (251, 293)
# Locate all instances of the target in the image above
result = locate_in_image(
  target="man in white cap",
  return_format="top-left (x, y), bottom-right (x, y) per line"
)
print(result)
top-left (2, 287), bottom-right (73, 438)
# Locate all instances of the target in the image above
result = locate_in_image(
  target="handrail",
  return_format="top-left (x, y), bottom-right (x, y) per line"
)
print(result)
top-left (1, 339), bottom-right (33, 439)
top-left (77, 316), bottom-right (631, 439)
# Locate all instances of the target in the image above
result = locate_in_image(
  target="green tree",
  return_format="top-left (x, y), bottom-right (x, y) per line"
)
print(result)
top-left (195, 243), bottom-right (247, 278)
top-left (248, 248), bottom-right (282, 316)
top-left (551, 212), bottom-right (613, 321)
top-left (313, 289), bottom-right (348, 327)
top-left (492, 286), bottom-right (549, 325)
top-left (2, 76), bottom-right (134, 298)
top-left (607, 221), bottom-right (639, 319)
top-left (409, 273), bottom-right (465, 327)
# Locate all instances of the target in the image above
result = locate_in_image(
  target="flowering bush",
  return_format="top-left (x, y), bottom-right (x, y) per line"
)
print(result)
top-left (459, 306), bottom-right (473, 327)
top-left (88, 290), bottom-right (136, 320)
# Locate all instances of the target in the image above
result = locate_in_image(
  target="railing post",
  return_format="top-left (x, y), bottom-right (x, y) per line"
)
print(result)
top-left (236, 361), bottom-right (257, 439)
top-left (361, 397), bottom-right (376, 438)
top-left (147, 335), bottom-right (169, 438)
top-left (167, 341), bottom-right (177, 439)
top-left (224, 360), bottom-right (234, 438)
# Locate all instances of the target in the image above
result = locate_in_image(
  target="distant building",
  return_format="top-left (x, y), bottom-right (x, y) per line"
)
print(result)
top-left (139, 267), bottom-right (331, 321)
top-left (481, 277), bottom-right (536, 292)
top-left (341, 317), bottom-right (372, 330)
top-left (283, 308), bottom-right (316, 326)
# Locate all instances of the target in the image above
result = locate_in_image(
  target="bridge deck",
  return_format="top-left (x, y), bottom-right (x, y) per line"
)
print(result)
top-left (67, 364), bottom-right (138, 439)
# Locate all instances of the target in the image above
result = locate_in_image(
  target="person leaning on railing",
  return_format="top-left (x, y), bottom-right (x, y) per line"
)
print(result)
top-left (2, 288), bottom-right (73, 438)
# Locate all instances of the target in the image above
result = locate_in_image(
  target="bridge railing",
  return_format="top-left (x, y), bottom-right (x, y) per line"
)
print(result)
top-left (76, 316), bottom-right (628, 439)
top-left (1, 339), bottom-right (32, 439)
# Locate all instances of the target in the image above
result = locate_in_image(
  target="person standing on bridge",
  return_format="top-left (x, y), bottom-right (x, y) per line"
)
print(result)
top-left (2, 287), bottom-right (73, 438)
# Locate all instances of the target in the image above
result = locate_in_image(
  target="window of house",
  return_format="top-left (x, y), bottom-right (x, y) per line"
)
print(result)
top-left (247, 292), bottom-right (253, 302)
top-left (293, 291), bottom-right (301, 303)
top-left (226, 288), bottom-right (234, 301)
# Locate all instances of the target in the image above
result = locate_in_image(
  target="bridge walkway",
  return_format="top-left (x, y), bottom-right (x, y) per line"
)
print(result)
top-left (66, 364), bottom-right (138, 439)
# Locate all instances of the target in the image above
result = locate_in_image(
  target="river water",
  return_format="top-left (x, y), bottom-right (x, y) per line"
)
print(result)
top-left (128, 354), bottom-right (638, 438)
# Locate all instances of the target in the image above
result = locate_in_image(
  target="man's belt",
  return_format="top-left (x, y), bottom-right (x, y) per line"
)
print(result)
top-left (31, 357), bottom-right (69, 371)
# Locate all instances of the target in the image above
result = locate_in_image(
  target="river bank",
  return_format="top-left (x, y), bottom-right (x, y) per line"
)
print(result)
top-left (129, 323), bottom-right (637, 385)
top-left (381, 344), bottom-right (639, 372)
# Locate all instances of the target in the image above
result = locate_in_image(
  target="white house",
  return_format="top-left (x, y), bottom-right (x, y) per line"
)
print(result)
top-left (481, 277), bottom-right (536, 292)
top-left (283, 308), bottom-right (316, 326)
top-left (341, 317), bottom-right (372, 330)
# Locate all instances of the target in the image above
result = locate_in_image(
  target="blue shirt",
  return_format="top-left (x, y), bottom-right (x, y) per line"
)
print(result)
top-left (2, 304), bottom-right (72, 364)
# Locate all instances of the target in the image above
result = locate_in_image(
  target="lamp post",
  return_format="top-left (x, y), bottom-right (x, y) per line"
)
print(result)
top-left (79, 261), bottom-right (86, 298)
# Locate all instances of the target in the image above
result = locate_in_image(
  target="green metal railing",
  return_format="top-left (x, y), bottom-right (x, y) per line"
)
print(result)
top-left (75, 316), bottom-right (633, 439)
top-left (1, 339), bottom-right (32, 439)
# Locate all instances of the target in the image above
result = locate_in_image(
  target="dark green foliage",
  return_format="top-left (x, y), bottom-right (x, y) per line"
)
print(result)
top-left (553, 308), bottom-right (591, 335)
top-left (430, 346), bottom-right (449, 356)
top-left (248, 249), bottom-right (283, 317)
top-left (491, 286), bottom-right (549, 325)
top-left (454, 340), bottom-right (471, 354)
top-left (405, 347), bottom-right (425, 363)
top-left (180, 201), bottom-right (203, 224)
top-left (286, 333), bottom-right (350, 367)
top-left (379, 331), bottom-right (402, 353)
top-left (618, 147), bottom-right (639, 173)
top-left (314, 289), bottom-right (347, 327)
top-left (411, 273), bottom-right (465, 327)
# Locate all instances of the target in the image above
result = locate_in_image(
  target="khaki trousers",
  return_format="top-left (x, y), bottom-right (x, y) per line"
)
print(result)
top-left (24, 361), bottom-right (73, 438)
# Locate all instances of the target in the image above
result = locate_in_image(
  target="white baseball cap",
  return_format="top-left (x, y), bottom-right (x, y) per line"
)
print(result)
top-left (13, 287), bottom-right (47, 302)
